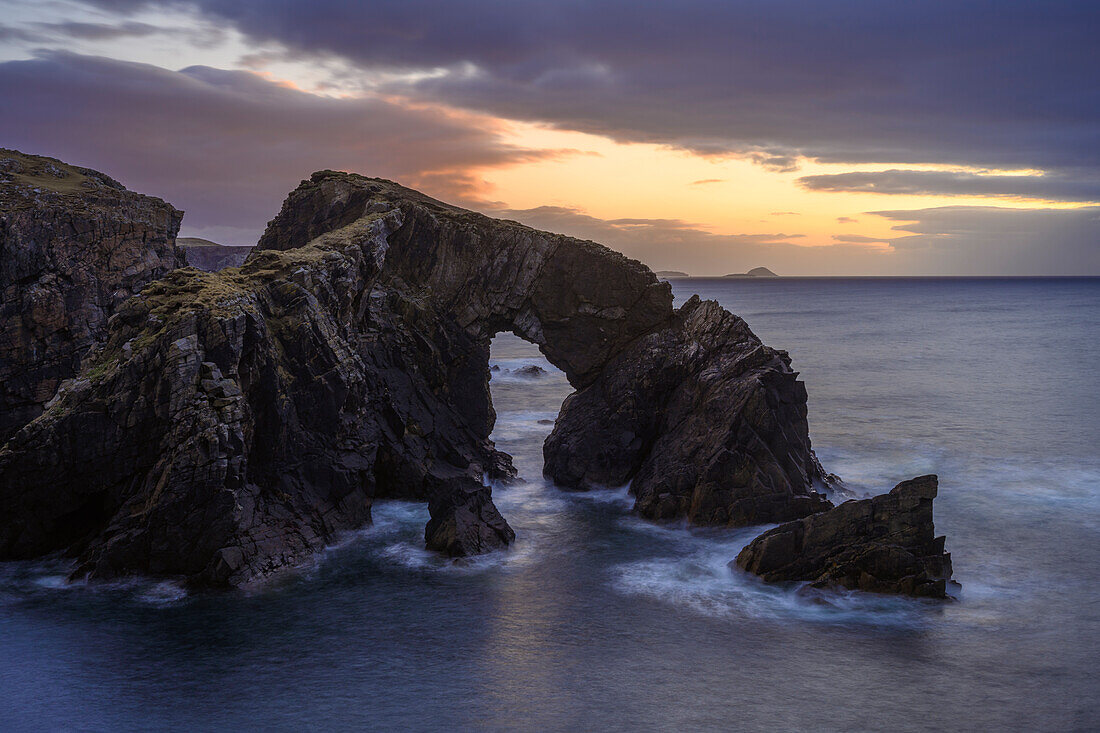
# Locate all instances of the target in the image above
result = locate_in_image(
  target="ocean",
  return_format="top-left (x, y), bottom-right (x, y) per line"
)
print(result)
top-left (2, 277), bottom-right (1097, 731)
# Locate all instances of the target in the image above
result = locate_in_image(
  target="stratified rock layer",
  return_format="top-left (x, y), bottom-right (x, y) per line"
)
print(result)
top-left (0, 149), bottom-right (183, 442)
top-left (734, 475), bottom-right (953, 598)
top-left (544, 295), bottom-right (833, 525)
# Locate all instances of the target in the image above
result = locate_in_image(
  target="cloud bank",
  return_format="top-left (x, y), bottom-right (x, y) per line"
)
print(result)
top-left (0, 52), bottom-right (551, 243)
top-left (75, 0), bottom-right (1100, 176)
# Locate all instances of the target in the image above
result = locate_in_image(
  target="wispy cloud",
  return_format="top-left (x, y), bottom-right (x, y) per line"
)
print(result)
top-left (800, 169), bottom-right (1100, 203)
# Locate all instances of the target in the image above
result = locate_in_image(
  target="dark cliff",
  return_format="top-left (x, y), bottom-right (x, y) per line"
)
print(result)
top-left (544, 295), bottom-right (832, 525)
top-left (0, 165), bottom-right (951, 595)
top-left (0, 149), bottom-right (183, 443)
top-left (0, 172), bottom-right (673, 586)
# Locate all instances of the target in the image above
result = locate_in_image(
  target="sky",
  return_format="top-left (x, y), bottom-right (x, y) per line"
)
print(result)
top-left (0, 0), bottom-right (1097, 275)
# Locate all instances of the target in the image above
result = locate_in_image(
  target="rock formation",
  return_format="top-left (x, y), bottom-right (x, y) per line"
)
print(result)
top-left (733, 475), bottom-right (954, 598)
top-left (544, 296), bottom-right (833, 524)
top-left (0, 149), bottom-right (183, 443)
top-left (178, 237), bottom-right (253, 271)
top-left (0, 161), bottom-right (945, 595)
top-left (0, 170), bottom-right (671, 586)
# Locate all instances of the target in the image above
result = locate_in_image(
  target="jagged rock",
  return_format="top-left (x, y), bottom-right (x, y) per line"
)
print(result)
top-left (0, 165), bottom-right (884, 589)
top-left (0, 149), bottom-right (183, 442)
top-left (178, 237), bottom-right (253, 271)
top-left (0, 171), bottom-right (671, 586)
top-left (257, 171), bottom-right (672, 387)
top-left (514, 364), bottom-right (547, 378)
top-left (733, 475), bottom-right (954, 598)
top-left (544, 295), bottom-right (833, 525)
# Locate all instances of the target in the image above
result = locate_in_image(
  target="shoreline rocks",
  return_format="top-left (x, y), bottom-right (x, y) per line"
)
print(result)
top-left (0, 156), bottom-right (954, 597)
top-left (733, 475), bottom-right (954, 598)
top-left (544, 295), bottom-right (834, 526)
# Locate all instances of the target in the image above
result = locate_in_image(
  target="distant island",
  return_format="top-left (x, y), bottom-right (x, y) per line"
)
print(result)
top-left (654, 270), bottom-right (690, 279)
top-left (724, 266), bottom-right (778, 278)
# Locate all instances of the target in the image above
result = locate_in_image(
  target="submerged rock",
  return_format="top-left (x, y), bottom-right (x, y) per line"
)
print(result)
top-left (544, 295), bottom-right (833, 525)
top-left (733, 475), bottom-right (954, 598)
top-left (0, 149), bottom-right (183, 443)
top-left (514, 364), bottom-right (547, 378)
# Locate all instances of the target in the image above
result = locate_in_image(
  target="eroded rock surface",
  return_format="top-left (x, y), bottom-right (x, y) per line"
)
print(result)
top-left (0, 171), bottom-right (670, 585)
top-left (0, 149), bottom-right (183, 442)
top-left (0, 165), bottom-right (923, 590)
top-left (544, 295), bottom-right (833, 525)
top-left (733, 475), bottom-right (954, 598)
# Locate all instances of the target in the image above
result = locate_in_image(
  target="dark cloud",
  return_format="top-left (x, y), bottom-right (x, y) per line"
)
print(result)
top-left (73, 0), bottom-right (1100, 179)
top-left (800, 169), bottom-right (1100, 202)
top-left (0, 24), bottom-right (49, 43)
top-left (0, 52), bottom-right (556, 244)
top-left (836, 217), bottom-right (858, 224)
top-left (832, 234), bottom-right (887, 244)
top-left (31, 20), bottom-right (161, 40)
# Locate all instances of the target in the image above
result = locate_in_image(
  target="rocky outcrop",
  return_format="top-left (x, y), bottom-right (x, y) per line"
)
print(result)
top-left (256, 171), bottom-right (672, 387)
top-left (178, 237), bottom-right (253, 271)
top-left (733, 475), bottom-right (953, 598)
top-left (0, 212), bottom-right (519, 584)
top-left (0, 149), bottom-right (183, 443)
top-left (0, 165), bottom-right (909, 590)
top-left (0, 171), bottom-right (670, 586)
top-left (544, 295), bottom-right (833, 525)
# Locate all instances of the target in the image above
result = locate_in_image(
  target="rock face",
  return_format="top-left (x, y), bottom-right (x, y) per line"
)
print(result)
top-left (178, 237), bottom-right (253, 271)
top-left (544, 295), bottom-right (833, 525)
top-left (0, 171), bottom-right (671, 586)
top-left (0, 165), bottom-right (903, 590)
top-left (733, 475), bottom-right (953, 598)
top-left (0, 149), bottom-right (183, 443)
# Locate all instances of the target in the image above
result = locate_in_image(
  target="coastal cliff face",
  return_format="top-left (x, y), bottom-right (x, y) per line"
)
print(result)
top-left (544, 295), bottom-right (832, 525)
top-left (255, 172), bottom-right (672, 387)
top-left (0, 150), bottom-right (183, 443)
top-left (0, 171), bottom-right (673, 586)
top-left (0, 211), bottom-right (519, 585)
top-left (0, 163), bottom-right (951, 594)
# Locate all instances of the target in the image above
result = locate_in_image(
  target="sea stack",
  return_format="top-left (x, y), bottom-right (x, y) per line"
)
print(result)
top-left (734, 475), bottom-right (954, 598)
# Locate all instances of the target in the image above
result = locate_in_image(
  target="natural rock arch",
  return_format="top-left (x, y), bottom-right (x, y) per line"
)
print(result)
top-left (0, 170), bottom-right (832, 587)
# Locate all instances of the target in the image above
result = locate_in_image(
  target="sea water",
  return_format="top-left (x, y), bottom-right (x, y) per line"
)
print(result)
top-left (1, 277), bottom-right (1097, 731)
